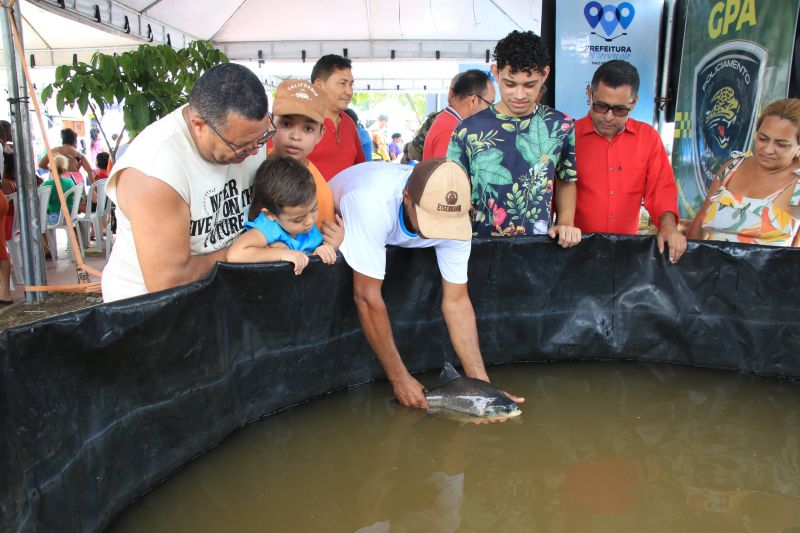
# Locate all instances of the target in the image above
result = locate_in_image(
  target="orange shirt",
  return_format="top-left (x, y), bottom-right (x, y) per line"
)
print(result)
top-left (307, 160), bottom-right (334, 230)
top-left (574, 115), bottom-right (678, 234)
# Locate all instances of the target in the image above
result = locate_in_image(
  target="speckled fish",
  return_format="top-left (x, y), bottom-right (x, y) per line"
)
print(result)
top-left (424, 363), bottom-right (521, 419)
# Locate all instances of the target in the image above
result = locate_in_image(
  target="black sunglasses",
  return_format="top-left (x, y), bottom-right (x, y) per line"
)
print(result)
top-left (202, 115), bottom-right (276, 157)
top-left (591, 102), bottom-right (633, 117)
top-left (589, 90), bottom-right (635, 117)
top-left (472, 93), bottom-right (494, 107)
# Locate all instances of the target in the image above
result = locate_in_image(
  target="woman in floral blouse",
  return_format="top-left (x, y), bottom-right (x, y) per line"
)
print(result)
top-left (688, 99), bottom-right (800, 247)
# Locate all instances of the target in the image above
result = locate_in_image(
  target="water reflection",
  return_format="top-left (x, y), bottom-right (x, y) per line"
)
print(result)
top-left (110, 362), bottom-right (800, 532)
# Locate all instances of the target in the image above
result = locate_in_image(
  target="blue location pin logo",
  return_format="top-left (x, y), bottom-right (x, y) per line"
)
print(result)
top-left (583, 1), bottom-right (603, 28)
top-left (617, 2), bottom-right (635, 29)
top-left (600, 4), bottom-right (619, 36)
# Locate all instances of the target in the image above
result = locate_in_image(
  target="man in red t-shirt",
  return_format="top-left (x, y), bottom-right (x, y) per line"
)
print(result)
top-left (423, 70), bottom-right (495, 160)
top-left (308, 55), bottom-right (366, 181)
top-left (574, 60), bottom-right (686, 263)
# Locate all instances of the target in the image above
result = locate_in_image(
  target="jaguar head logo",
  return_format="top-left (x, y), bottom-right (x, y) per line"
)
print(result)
top-left (704, 86), bottom-right (740, 150)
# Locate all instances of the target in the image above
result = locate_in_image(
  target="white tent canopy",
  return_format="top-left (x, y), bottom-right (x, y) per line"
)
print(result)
top-left (16, 0), bottom-right (542, 66)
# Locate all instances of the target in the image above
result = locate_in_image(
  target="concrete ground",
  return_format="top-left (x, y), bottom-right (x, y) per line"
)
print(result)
top-left (9, 229), bottom-right (108, 300)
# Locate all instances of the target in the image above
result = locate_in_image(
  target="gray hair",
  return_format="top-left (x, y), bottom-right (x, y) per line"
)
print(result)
top-left (189, 63), bottom-right (268, 127)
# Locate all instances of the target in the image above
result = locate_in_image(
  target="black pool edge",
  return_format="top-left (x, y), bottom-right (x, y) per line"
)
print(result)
top-left (2, 234), bottom-right (800, 532)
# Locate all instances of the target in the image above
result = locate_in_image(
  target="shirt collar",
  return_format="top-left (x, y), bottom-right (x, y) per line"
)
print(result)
top-left (577, 114), bottom-right (636, 138)
top-left (493, 103), bottom-right (538, 120)
top-left (398, 203), bottom-right (418, 238)
top-left (444, 106), bottom-right (462, 122)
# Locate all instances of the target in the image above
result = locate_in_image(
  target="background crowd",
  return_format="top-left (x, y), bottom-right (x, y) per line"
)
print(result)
top-left (2, 28), bottom-right (799, 309)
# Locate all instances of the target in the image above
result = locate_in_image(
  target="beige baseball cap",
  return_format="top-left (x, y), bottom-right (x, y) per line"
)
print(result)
top-left (272, 80), bottom-right (326, 124)
top-left (406, 158), bottom-right (472, 240)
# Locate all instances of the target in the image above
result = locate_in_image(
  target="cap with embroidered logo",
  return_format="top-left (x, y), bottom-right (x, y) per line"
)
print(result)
top-left (405, 157), bottom-right (472, 241)
top-left (272, 79), bottom-right (327, 124)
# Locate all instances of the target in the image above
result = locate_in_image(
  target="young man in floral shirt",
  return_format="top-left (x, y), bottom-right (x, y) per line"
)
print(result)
top-left (447, 30), bottom-right (581, 246)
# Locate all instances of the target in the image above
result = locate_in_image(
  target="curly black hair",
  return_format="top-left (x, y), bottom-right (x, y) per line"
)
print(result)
top-left (492, 30), bottom-right (551, 75)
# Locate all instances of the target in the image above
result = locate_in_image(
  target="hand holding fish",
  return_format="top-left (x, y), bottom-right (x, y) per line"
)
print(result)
top-left (424, 363), bottom-right (522, 420)
top-left (469, 389), bottom-right (526, 424)
top-left (392, 373), bottom-right (429, 410)
top-left (501, 390), bottom-right (525, 404)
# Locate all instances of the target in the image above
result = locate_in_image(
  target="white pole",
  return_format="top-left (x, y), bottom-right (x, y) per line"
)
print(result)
top-left (1, 1), bottom-right (47, 303)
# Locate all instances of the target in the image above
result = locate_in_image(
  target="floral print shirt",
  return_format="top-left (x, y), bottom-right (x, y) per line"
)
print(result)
top-left (702, 151), bottom-right (800, 246)
top-left (447, 104), bottom-right (577, 237)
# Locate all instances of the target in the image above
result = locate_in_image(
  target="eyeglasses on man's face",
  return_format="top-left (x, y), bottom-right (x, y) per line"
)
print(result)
top-left (472, 93), bottom-right (494, 107)
top-left (202, 115), bottom-right (276, 157)
top-left (589, 92), bottom-right (634, 117)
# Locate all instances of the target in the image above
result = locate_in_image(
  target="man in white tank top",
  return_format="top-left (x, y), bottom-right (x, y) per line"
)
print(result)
top-left (103, 64), bottom-right (273, 302)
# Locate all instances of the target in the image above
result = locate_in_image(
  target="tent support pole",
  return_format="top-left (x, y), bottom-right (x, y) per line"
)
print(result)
top-left (1, 1), bottom-right (46, 303)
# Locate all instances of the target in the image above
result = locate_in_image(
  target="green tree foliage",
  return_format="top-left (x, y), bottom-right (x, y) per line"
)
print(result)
top-left (40, 40), bottom-right (227, 156)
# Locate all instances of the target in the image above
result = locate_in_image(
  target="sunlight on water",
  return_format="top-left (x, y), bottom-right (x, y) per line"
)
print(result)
top-left (109, 362), bottom-right (800, 533)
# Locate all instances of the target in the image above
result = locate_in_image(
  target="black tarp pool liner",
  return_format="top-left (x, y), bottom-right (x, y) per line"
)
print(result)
top-left (1, 234), bottom-right (799, 532)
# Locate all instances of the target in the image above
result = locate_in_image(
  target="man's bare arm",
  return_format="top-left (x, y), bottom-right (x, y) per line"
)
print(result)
top-left (79, 154), bottom-right (95, 183)
top-left (440, 280), bottom-right (489, 381)
top-left (441, 280), bottom-right (524, 404)
top-left (657, 212), bottom-right (687, 263)
top-left (353, 271), bottom-right (428, 409)
top-left (549, 180), bottom-right (581, 247)
top-left (115, 167), bottom-right (227, 293)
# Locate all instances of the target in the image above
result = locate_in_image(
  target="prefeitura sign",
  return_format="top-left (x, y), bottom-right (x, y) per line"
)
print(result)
top-left (672, 0), bottom-right (800, 217)
top-left (555, 0), bottom-right (664, 125)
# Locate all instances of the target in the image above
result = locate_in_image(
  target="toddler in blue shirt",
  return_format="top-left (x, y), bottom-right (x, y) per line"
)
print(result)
top-left (228, 156), bottom-right (337, 274)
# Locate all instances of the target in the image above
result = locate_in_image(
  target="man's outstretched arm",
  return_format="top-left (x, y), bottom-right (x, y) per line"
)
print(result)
top-left (352, 271), bottom-right (428, 409)
top-left (441, 279), bottom-right (525, 403)
top-left (440, 279), bottom-right (488, 381)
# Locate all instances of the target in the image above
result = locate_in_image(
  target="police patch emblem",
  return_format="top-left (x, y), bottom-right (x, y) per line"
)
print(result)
top-left (692, 40), bottom-right (766, 195)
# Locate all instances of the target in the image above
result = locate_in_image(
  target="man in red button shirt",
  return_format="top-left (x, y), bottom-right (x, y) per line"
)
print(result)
top-left (308, 54), bottom-right (366, 181)
top-left (574, 60), bottom-right (686, 263)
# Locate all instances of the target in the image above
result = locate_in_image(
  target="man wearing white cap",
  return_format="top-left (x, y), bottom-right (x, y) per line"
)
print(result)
top-left (329, 158), bottom-right (524, 409)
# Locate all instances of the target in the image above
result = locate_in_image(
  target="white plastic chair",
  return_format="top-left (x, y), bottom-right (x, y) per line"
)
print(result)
top-left (38, 185), bottom-right (51, 235)
top-left (45, 183), bottom-right (84, 260)
top-left (38, 185), bottom-right (53, 261)
top-left (4, 186), bottom-right (52, 282)
top-left (77, 178), bottom-right (112, 256)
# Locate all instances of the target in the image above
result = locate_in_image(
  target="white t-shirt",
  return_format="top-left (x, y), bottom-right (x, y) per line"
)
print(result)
top-left (329, 161), bottom-right (470, 284)
top-left (102, 105), bottom-right (265, 301)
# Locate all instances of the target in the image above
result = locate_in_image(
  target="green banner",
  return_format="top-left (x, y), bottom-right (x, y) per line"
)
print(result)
top-left (672, 0), bottom-right (800, 217)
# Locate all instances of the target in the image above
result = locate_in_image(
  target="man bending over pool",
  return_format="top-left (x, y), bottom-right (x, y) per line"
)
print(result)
top-left (329, 158), bottom-right (524, 409)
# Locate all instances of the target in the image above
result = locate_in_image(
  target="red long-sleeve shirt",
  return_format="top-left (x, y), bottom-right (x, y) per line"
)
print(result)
top-left (573, 115), bottom-right (678, 234)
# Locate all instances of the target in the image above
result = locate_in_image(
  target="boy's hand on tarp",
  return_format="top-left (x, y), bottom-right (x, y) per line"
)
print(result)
top-left (313, 244), bottom-right (337, 265)
top-left (282, 250), bottom-right (309, 275)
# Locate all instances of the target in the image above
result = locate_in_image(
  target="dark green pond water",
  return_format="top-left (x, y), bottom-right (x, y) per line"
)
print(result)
top-left (109, 362), bottom-right (800, 532)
